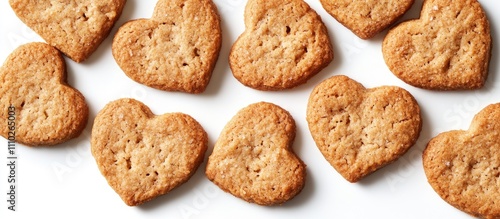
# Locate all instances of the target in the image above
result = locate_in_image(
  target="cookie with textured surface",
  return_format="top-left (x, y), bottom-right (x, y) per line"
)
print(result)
top-left (424, 103), bottom-right (500, 219)
top-left (206, 102), bottom-right (306, 205)
top-left (112, 0), bottom-right (221, 94)
top-left (9, 0), bottom-right (126, 62)
top-left (320, 0), bottom-right (414, 39)
top-left (91, 98), bottom-right (208, 206)
top-left (382, 0), bottom-right (491, 90)
top-left (229, 0), bottom-right (333, 91)
top-left (307, 75), bottom-right (421, 182)
top-left (0, 42), bottom-right (88, 146)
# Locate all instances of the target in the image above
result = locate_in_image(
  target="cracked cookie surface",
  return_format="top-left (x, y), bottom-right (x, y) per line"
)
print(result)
top-left (206, 102), bottom-right (306, 205)
top-left (91, 98), bottom-right (207, 206)
top-left (320, 0), bottom-right (414, 39)
top-left (112, 0), bottom-right (221, 93)
top-left (10, 0), bottom-right (126, 62)
top-left (424, 103), bottom-right (500, 219)
top-left (307, 75), bottom-right (421, 182)
top-left (0, 42), bottom-right (88, 146)
top-left (229, 0), bottom-right (333, 91)
top-left (382, 0), bottom-right (491, 90)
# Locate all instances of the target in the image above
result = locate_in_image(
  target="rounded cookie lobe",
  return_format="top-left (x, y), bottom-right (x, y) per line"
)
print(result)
top-left (229, 0), bottom-right (334, 91)
top-left (9, 0), bottom-right (126, 62)
top-left (423, 103), bottom-right (500, 219)
top-left (307, 75), bottom-right (421, 182)
top-left (91, 98), bottom-right (208, 206)
top-left (382, 0), bottom-right (491, 90)
top-left (0, 42), bottom-right (88, 146)
top-left (112, 0), bottom-right (222, 94)
top-left (206, 102), bottom-right (306, 205)
top-left (320, 0), bottom-right (414, 39)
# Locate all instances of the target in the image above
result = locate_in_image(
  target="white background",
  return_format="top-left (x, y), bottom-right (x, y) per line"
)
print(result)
top-left (0, 0), bottom-right (498, 218)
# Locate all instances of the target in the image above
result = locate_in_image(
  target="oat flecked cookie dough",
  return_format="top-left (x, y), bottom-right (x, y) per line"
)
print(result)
top-left (320, 0), bottom-right (414, 39)
top-left (9, 0), bottom-right (126, 62)
top-left (382, 0), bottom-right (491, 90)
top-left (0, 42), bottom-right (89, 146)
top-left (229, 0), bottom-right (334, 91)
top-left (424, 103), bottom-right (500, 219)
top-left (307, 75), bottom-right (421, 182)
top-left (206, 102), bottom-right (306, 205)
top-left (112, 0), bottom-right (222, 94)
top-left (91, 98), bottom-right (208, 206)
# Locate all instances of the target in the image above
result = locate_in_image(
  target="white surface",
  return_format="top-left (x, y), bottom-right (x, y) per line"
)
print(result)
top-left (0, 0), bottom-right (498, 218)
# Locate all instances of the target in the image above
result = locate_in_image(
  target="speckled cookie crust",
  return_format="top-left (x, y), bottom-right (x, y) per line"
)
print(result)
top-left (206, 102), bottom-right (306, 205)
top-left (0, 42), bottom-right (88, 146)
top-left (307, 75), bottom-right (421, 182)
top-left (424, 103), bottom-right (500, 219)
top-left (112, 0), bottom-right (222, 94)
top-left (320, 0), bottom-right (414, 39)
top-left (229, 0), bottom-right (333, 91)
top-left (382, 0), bottom-right (491, 90)
top-left (91, 98), bottom-right (208, 206)
top-left (9, 0), bottom-right (126, 62)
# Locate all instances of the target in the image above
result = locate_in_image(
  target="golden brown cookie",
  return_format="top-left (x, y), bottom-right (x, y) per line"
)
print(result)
top-left (423, 103), bottom-right (500, 219)
top-left (112, 0), bottom-right (221, 94)
top-left (306, 75), bottom-right (421, 182)
top-left (206, 102), bottom-right (306, 205)
top-left (229, 0), bottom-right (334, 91)
top-left (382, 0), bottom-right (491, 90)
top-left (91, 98), bottom-right (208, 206)
top-left (320, 0), bottom-right (414, 39)
top-left (9, 0), bottom-right (126, 62)
top-left (0, 42), bottom-right (88, 146)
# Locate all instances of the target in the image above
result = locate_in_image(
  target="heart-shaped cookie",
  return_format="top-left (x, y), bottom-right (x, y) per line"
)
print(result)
top-left (91, 98), bottom-right (208, 206)
top-left (9, 0), bottom-right (126, 63)
top-left (320, 0), bottom-right (414, 39)
top-left (112, 0), bottom-right (221, 94)
top-left (423, 103), bottom-right (500, 219)
top-left (382, 0), bottom-right (491, 90)
top-left (229, 0), bottom-right (334, 91)
top-left (307, 75), bottom-right (421, 182)
top-left (206, 102), bottom-right (306, 205)
top-left (0, 42), bottom-right (88, 146)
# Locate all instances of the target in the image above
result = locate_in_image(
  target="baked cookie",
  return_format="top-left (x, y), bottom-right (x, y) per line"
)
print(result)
top-left (206, 102), bottom-right (306, 205)
top-left (9, 0), bottom-right (126, 62)
top-left (0, 43), bottom-right (88, 146)
top-left (382, 0), bottom-right (491, 90)
top-left (423, 103), bottom-right (500, 219)
top-left (306, 75), bottom-right (421, 182)
top-left (229, 0), bottom-right (334, 91)
top-left (112, 0), bottom-right (221, 94)
top-left (91, 98), bottom-right (208, 206)
top-left (320, 0), bottom-right (414, 39)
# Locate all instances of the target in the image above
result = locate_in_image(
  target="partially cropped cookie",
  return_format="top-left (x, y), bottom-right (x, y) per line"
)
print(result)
top-left (206, 102), bottom-right (306, 205)
top-left (320, 0), bottom-right (414, 39)
top-left (423, 103), bottom-right (500, 219)
top-left (91, 98), bottom-right (208, 206)
top-left (382, 0), bottom-right (491, 90)
top-left (229, 0), bottom-right (334, 91)
top-left (112, 0), bottom-right (221, 94)
top-left (9, 0), bottom-right (126, 62)
top-left (0, 42), bottom-right (88, 146)
top-left (307, 75), bottom-right (421, 182)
